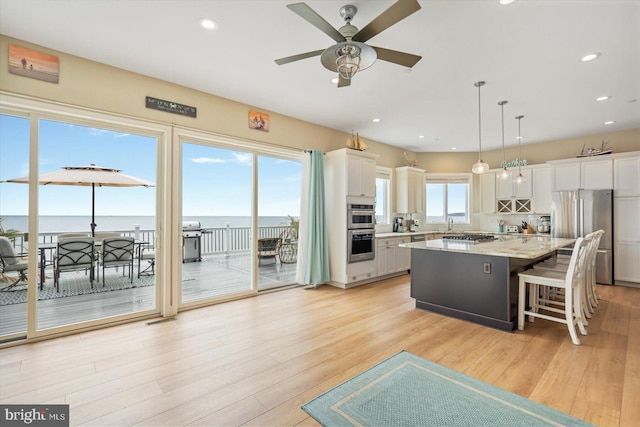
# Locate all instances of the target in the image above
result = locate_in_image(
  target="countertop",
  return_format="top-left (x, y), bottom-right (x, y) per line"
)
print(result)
top-left (399, 234), bottom-right (575, 259)
top-left (375, 231), bottom-right (549, 238)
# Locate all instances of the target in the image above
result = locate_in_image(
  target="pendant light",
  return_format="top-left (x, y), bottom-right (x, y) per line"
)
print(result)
top-left (497, 100), bottom-right (510, 179)
top-left (513, 115), bottom-right (525, 184)
top-left (471, 81), bottom-right (489, 174)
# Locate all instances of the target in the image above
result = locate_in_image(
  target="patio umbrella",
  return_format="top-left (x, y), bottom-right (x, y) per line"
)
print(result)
top-left (3, 164), bottom-right (155, 236)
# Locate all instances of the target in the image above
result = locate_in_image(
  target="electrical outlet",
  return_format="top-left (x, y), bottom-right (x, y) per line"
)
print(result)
top-left (483, 263), bottom-right (491, 274)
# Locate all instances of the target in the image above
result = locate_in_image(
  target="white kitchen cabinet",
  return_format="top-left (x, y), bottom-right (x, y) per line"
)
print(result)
top-left (496, 168), bottom-right (532, 213)
top-left (615, 197), bottom-right (640, 243)
top-left (531, 166), bottom-right (552, 213)
top-left (395, 237), bottom-right (411, 271)
top-left (395, 166), bottom-right (425, 214)
top-left (347, 154), bottom-right (377, 197)
top-left (376, 236), bottom-right (411, 277)
top-left (615, 243), bottom-right (640, 283)
top-left (345, 259), bottom-right (377, 285)
top-left (549, 158), bottom-right (613, 190)
top-left (614, 194), bottom-right (640, 284)
top-left (376, 243), bottom-right (395, 276)
top-left (480, 172), bottom-right (496, 214)
top-left (324, 148), bottom-right (379, 288)
top-left (581, 159), bottom-right (613, 189)
top-left (614, 156), bottom-right (640, 196)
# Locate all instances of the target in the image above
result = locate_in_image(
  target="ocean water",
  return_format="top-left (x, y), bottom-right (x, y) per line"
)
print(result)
top-left (1, 215), bottom-right (293, 233)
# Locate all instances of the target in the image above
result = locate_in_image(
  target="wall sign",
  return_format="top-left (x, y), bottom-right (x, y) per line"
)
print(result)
top-left (146, 96), bottom-right (197, 118)
top-left (500, 158), bottom-right (528, 168)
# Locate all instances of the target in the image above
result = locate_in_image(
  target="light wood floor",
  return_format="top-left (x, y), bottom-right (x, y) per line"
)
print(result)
top-left (0, 276), bottom-right (638, 426)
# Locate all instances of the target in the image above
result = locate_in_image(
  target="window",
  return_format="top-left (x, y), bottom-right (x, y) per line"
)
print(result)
top-left (425, 174), bottom-right (471, 224)
top-left (375, 167), bottom-right (392, 225)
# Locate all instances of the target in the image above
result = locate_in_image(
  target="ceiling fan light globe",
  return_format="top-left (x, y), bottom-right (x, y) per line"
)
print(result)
top-left (472, 160), bottom-right (490, 174)
top-left (336, 50), bottom-right (360, 79)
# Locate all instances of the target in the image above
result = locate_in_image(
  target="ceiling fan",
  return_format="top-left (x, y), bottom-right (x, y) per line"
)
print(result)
top-left (275, 0), bottom-right (422, 88)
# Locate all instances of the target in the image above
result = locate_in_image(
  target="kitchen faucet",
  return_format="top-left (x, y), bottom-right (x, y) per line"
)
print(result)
top-left (448, 217), bottom-right (454, 231)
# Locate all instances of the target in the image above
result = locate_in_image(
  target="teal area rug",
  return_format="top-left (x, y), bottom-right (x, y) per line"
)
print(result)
top-left (302, 351), bottom-right (593, 426)
top-left (0, 271), bottom-right (154, 305)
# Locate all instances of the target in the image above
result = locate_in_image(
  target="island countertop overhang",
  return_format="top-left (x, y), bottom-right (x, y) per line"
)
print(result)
top-left (399, 235), bottom-right (576, 259)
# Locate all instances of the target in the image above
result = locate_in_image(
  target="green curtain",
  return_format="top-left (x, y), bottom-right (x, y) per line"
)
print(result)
top-left (303, 151), bottom-right (330, 285)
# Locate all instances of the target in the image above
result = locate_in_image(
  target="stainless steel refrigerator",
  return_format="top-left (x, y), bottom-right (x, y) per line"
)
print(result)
top-left (551, 189), bottom-right (614, 285)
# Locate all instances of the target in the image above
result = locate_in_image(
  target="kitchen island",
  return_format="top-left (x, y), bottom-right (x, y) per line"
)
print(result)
top-left (400, 235), bottom-right (575, 331)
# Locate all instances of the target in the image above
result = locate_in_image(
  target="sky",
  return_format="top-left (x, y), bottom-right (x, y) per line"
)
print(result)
top-left (0, 114), bottom-right (302, 218)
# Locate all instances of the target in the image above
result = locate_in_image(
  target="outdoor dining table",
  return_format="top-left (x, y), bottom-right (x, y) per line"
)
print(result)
top-left (38, 239), bottom-right (148, 289)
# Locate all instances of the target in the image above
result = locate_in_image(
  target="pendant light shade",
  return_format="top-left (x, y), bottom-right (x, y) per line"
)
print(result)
top-left (513, 115), bottom-right (526, 184)
top-left (471, 81), bottom-right (489, 174)
top-left (497, 100), bottom-right (510, 179)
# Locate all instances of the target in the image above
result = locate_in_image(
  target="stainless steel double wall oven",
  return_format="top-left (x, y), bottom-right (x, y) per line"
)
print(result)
top-left (347, 203), bottom-right (375, 263)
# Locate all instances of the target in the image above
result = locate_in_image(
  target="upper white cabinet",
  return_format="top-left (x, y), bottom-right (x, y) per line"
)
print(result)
top-left (614, 156), bottom-right (640, 196)
top-left (395, 166), bottom-right (425, 214)
top-left (480, 172), bottom-right (496, 214)
top-left (325, 148), bottom-right (377, 200)
top-left (496, 169), bottom-right (532, 199)
top-left (531, 165), bottom-right (552, 214)
top-left (496, 168), bottom-right (533, 213)
top-left (347, 153), bottom-right (377, 197)
top-left (549, 158), bottom-right (613, 190)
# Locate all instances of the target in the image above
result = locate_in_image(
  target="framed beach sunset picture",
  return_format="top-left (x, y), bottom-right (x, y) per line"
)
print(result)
top-left (8, 44), bottom-right (59, 83)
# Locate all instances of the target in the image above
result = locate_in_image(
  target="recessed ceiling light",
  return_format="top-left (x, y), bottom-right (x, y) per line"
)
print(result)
top-left (595, 96), bottom-right (611, 101)
top-left (604, 120), bottom-right (616, 125)
top-left (499, 0), bottom-right (516, 4)
top-left (372, 118), bottom-right (381, 123)
top-left (199, 18), bottom-right (218, 30)
top-left (331, 77), bottom-right (339, 84)
top-left (418, 135), bottom-right (425, 139)
top-left (580, 52), bottom-right (601, 62)
top-left (451, 147), bottom-right (457, 150)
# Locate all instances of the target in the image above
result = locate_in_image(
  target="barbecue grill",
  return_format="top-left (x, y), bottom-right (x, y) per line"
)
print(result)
top-left (182, 221), bottom-right (202, 262)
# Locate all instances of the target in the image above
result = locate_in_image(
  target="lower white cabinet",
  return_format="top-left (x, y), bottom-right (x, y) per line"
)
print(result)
top-left (376, 236), bottom-right (411, 276)
top-left (614, 196), bottom-right (640, 284)
top-left (615, 243), bottom-right (640, 283)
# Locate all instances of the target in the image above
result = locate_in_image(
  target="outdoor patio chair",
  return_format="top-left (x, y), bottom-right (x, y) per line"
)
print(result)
top-left (138, 243), bottom-right (155, 278)
top-left (0, 236), bottom-right (28, 291)
top-left (55, 237), bottom-right (95, 292)
top-left (257, 237), bottom-right (281, 266)
top-left (100, 237), bottom-right (134, 285)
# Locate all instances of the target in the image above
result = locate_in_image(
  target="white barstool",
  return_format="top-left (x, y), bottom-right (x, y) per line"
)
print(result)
top-left (534, 230), bottom-right (603, 317)
top-left (518, 237), bottom-right (590, 345)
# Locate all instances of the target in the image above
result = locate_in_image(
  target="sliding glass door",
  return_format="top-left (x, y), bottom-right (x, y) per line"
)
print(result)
top-left (0, 113), bottom-right (30, 339)
top-left (0, 108), bottom-right (161, 341)
top-left (35, 119), bottom-right (158, 330)
top-left (179, 141), bottom-right (302, 304)
top-left (181, 142), bottom-right (253, 303)
top-left (257, 155), bottom-right (301, 290)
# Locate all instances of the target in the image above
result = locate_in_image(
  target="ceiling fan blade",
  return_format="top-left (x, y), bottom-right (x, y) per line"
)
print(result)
top-left (372, 46), bottom-right (422, 68)
top-left (353, 0), bottom-right (421, 43)
top-left (337, 75), bottom-right (351, 88)
top-left (275, 49), bottom-right (324, 65)
top-left (287, 3), bottom-right (345, 43)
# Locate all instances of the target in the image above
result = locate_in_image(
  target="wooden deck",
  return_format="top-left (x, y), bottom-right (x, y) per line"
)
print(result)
top-left (0, 252), bottom-right (297, 337)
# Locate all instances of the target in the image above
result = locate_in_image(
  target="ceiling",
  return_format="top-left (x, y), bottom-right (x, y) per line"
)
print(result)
top-left (1, 0), bottom-right (638, 153)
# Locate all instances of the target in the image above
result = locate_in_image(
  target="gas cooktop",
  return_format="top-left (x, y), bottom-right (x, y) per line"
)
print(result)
top-left (442, 234), bottom-right (496, 243)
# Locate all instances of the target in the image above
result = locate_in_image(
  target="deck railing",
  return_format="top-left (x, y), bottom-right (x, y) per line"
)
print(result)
top-left (7, 225), bottom-right (294, 256)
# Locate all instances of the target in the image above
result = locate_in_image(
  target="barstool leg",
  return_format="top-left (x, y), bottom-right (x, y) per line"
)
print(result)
top-left (518, 277), bottom-right (526, 331)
